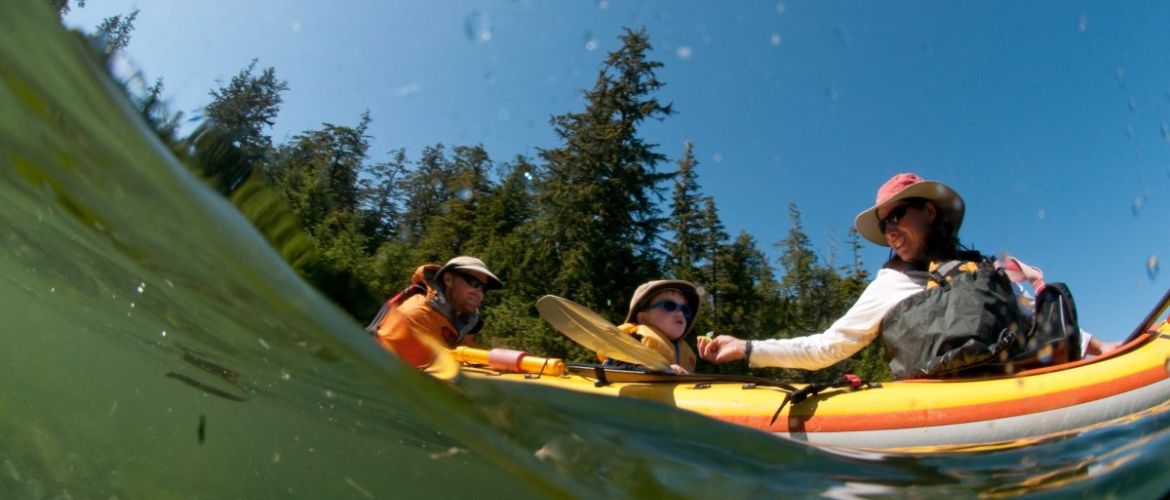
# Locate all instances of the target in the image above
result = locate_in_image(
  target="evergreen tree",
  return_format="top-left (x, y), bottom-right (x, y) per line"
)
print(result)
top-left (266, 113), bottom-right (371, 232)
top-left (694, 231), bottom-right (781, 374)
top-left (768, 207), bottom-right (893, 382)
top-left (665, 141), bottom-right (706, 283)
top-left (136, 78), bottom-right (182, 145)
top-left (397, 144), bottom-right (453, 248)
top-left (709, 232), bottom-right (775, 337)
top-left (358, 148), bottom-right (408, 245)
top-left (48, 0), bottom-right (83, 17)
top-left (204, 59), bottom-right (289, 192)
top-left (262, 113), bottom-right (381, 317)
top-left (533, 28), bottom-right (673, 326)
top-left (776, 203), bottom-right (839, 334)
top-left (472, 156), bottom-right (540, 286)
top-left (93, 9), bottom-right (137, 53)
top-left (415, 145), bottom-right (494, 260)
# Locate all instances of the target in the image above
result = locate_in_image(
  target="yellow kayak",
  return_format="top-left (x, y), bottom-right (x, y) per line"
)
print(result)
top-left (447, 320), bottom-right (1170, 453)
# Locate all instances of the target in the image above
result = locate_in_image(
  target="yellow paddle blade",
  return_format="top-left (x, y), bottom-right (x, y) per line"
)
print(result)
top-left (536, 295), bottom-right (672, 373)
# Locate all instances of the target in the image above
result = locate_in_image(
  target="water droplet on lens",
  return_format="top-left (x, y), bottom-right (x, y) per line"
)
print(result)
top-left (775, 2), bottom-right (787, 14)
top-left (1133, 194), bottom-right (1147, 215)
top-left (771, 152), bottom-right (781, 162)
top-left (712, 153), bottom-right (723, 163)
top-left (770, 34), bottom-right (781, 46)
top-left (825, 85), bottom-right (838, 102)
top-left (394, 83), bottom-right (420, 97)
top-left (598, 0), bottom-right (608, 9)
top-left (1148, 254), bottom-right (1159, 280)
top-left (457, 186), bottom-right (474, 201)
top-left (834, 26), bottom-right (850, 45)
top-left (1037, 345), bottom-right (1054, 364)
top-left (676, 46), bottom-right (693, 60)
top-left (464, 11), bottom-right (492, 43)
top-left (1037, 208), bottom-right (1046, 220)
top-left (1161, 122), bottom-right (1170, 142)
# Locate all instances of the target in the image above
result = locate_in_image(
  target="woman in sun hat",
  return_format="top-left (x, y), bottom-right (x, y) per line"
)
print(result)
top-left (698, 173), bottom-right (977, 372)
top-left (699, 173), bottom-right (1116, 376)
top-left (601, 279), bottom-right (701, 374)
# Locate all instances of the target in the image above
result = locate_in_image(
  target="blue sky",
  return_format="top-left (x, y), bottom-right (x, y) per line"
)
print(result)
top-left (67, 1), bottom-right (1170, 340)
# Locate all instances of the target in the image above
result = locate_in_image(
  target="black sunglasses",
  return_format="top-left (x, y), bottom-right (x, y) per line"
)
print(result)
top-left (878, 199), bottom-right (926, 233)
top-left (648, 300), bottom-right (694, 319)
top-left (454, 272), bottom-right (486, 290)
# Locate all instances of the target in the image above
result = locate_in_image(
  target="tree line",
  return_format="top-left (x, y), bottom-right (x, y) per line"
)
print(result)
top-left (59, 2), bottom-right (890, 382)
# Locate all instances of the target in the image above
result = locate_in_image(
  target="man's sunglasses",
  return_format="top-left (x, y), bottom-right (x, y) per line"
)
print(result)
top-left (878, 199), bottom-right (925, 233)
top-left (648, 300), bottom-right (694, 319)
top-left (455, 272), bottom-right (486, 290)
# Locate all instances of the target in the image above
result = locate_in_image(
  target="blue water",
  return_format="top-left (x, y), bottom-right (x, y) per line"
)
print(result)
top-left (2, 1), bottom-right (1170, 497)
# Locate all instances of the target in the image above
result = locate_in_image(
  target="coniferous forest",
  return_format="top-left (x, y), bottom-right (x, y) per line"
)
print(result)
top-left (59, 2), bottom-right (892, 382)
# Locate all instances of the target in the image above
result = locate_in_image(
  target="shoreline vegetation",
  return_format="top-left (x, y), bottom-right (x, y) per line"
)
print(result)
top-left (56, 0), bottom-right (890, 382)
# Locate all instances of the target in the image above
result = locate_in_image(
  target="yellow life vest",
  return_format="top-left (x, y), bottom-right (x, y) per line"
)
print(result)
top-left (596, 323), bottom-right (697, 372)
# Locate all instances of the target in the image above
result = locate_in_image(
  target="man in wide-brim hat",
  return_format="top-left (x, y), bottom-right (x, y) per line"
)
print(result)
top-left (374, 256), bottom-right (503, 367)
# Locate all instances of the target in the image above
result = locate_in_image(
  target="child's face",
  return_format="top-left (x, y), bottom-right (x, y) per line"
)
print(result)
top-left (636, 290), bottom-right (689, 341)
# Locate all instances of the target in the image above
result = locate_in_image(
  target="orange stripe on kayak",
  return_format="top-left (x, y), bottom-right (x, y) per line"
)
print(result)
top-left (717, 365), bottom-right (1169, 433)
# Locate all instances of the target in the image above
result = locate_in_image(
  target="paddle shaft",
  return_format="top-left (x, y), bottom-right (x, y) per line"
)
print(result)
top-left (1126, 287), bottom-right (1170, 342)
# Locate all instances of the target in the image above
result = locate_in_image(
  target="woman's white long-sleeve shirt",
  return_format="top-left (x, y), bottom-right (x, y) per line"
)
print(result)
top-left (748, 267), bottom-right (928, 370)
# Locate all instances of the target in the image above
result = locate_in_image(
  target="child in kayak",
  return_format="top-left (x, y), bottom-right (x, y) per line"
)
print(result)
top-left (603, 280), bottom-right (700, 374)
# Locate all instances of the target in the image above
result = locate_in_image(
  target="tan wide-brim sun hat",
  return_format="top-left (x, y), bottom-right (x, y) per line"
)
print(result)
top-left (435, 256), bottom-right (504, 290)
top-left (853, 173), bottom-right (966, 247)
top-left (625, 280), bottom-right (701, 336)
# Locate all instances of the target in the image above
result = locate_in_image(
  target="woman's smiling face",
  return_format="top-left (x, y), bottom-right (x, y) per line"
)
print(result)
top-left (880, 200), bottom-right (936, 263)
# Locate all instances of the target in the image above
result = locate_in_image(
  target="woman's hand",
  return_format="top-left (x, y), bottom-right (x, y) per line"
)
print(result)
top-left (698, 334), bottom-right (747, 364)
top-left (1085, 337), bottom-right (1121, 357)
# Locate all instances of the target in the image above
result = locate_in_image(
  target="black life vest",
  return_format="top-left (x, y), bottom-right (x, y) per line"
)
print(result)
top-left (879, 255), bottom-right (1083, 379)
